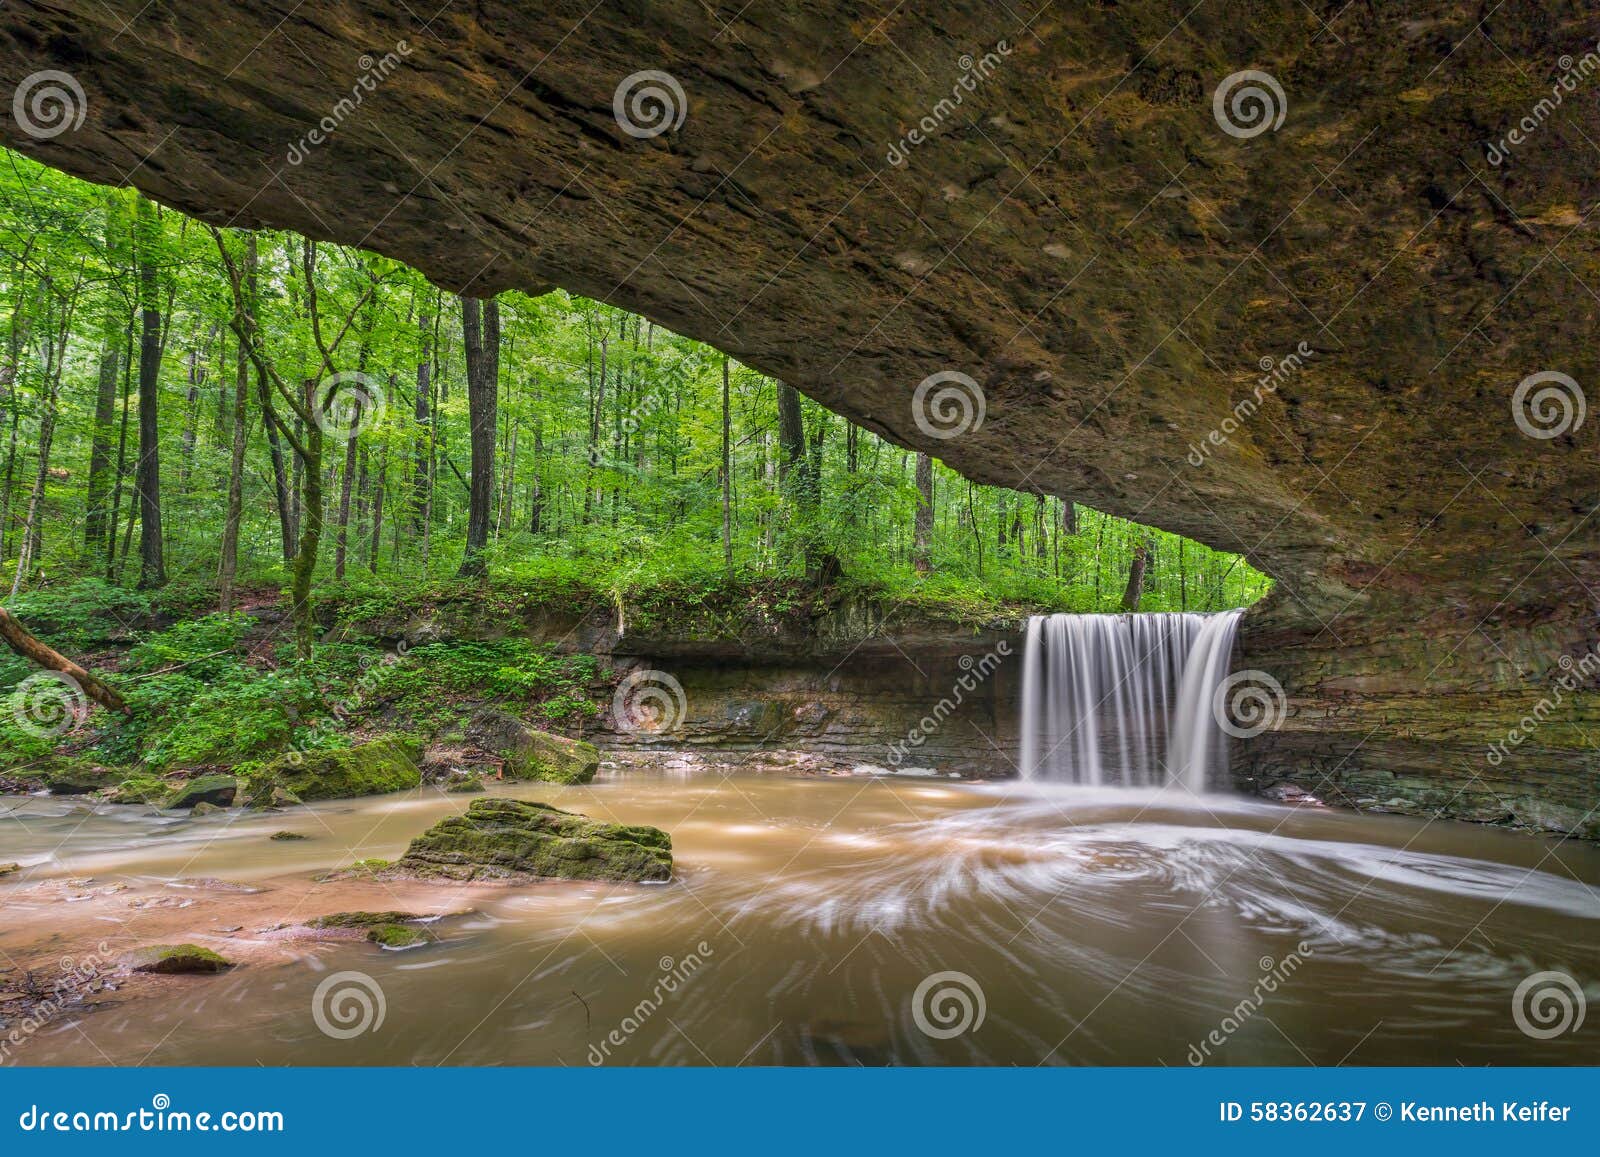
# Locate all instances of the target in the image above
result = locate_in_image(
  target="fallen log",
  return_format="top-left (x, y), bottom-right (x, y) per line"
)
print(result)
top-left (0, 605), bottom-right (130, 716)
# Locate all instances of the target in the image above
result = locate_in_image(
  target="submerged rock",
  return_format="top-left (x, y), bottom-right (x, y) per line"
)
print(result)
top-left (465, 709), bottom-right (600, 784)
top-left (269, 830), bottom-right (307, 841)
top-left (189, 800), bottom-right (226, 816)
top-left (306, 911), bottom-right (436, 949)
top-left (0, 862), bottom-right (19, 878)
top-left (125, 943), bottom-right (233, 974)
top-left (241, 736), bottom-right (422, 806)
top-left (446, 777), bottom-right (485, 793)
top-left (393, 798), bottom-right (672, 883)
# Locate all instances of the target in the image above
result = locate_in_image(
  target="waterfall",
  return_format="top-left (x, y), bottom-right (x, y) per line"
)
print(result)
top-left (1018, 610), bottom-right (1243, 792)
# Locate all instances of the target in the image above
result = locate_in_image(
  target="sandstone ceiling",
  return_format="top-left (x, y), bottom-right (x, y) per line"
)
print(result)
top-left (3, 0), bottom-right (1598, 638)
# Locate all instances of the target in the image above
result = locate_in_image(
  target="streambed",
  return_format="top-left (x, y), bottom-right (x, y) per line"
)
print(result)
top-left (2, 766), bottom-right (1597, 1065)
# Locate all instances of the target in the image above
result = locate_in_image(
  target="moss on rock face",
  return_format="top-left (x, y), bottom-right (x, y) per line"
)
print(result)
top-left (42, 760), bottom-right (118, 795)
top-left (110, 775), bottom-right (169, 804)
top-left (465, 708), bottom-right (599, 784)
top-left (446, 777), bottom-right (486, 793)
top-left (306, 910), bottom-right (435, 949)
top-left (125, 943), bottom-right (232, 974)
top-left (394, 798), bottom-right (671, 883)
top-left (241, 736), bottom-right (422, 806)
top-left (162, 774), bottom-right (237, 809)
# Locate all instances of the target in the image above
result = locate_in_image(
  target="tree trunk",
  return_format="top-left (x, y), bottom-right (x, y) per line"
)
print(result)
top-left (457, 295), bottom-right (499, 578)
top-left (721, 355), bottom-right (732, 577)
top-left (0, 606), bottom-right (129, 716)
top-left (411, 308), bottom-right (432, 531)
top-left (217, 242), bottom-right (254, 613)
top-left (1121, 543), bottom-right (1149, 612)
top-left (84, 305), bottom-right (122, 551)
top-left (912, 451), bottom-right (934, 573)
top-left (134, 195), bottom-right (166, 588)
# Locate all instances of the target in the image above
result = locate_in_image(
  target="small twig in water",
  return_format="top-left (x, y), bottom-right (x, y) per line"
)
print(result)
top-left (571, 989), bottom-right (591, 1029)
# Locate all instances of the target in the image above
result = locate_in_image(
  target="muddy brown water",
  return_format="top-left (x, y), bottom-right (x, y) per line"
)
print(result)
top-left (2, 767), bottom-right (1597, 1066)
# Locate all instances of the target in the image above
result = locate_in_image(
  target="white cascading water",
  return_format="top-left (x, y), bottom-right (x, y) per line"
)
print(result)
top-left (1019, 610), bottom-right (1243, 792)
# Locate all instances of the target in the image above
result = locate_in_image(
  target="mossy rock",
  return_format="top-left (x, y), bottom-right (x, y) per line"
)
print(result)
top-left (190, 800), bottom-right (226, 816)
top-left (393, 798), bottom-right (671, 883)
top-left (125, 943), bottom-right (233, 974)
top-left (465, 709), bottom-right (599, 784)
top-left (42, 760), bottom-right (119, 795)
top-left (0, 862), bottom-right (19, 878)
top-left (446, 777), bottom-right (486, 793)
top-left (307, 910), bottom-right (434, 949)
top-left (163, 774), bottom-right (237, 810)
top-left (241, 736), bottom-right (422, 807)
top-left (269, 830), bottom-right (307, 841)
top-left (109, 774), bottom-right (169, 804)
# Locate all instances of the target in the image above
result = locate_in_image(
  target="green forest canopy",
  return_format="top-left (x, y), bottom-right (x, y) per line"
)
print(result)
top-left (0, 147), bottom-right (1270, 637)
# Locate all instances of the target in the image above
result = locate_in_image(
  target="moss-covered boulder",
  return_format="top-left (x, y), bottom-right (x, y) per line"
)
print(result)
top-left (306, 910), bottom-right (435, 949)
top-left (241, 736), bottom-right (422, 806)
top-left (269, 830), bottom-right (306, 841)
top-left (393, 798), bottom-right (671, 883)
top-left (125, 943), bottom-right (233, 974)
top-left (162, 774), bottom-right (237, 810)
top-left (42, 761), bottom-right (118, 795)
top-left (465, 709), bottom-right (599, 784)
top-left (108, 774), bottom-right (169, 804)
top-left (446, 777), bottom-right (485, 793)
